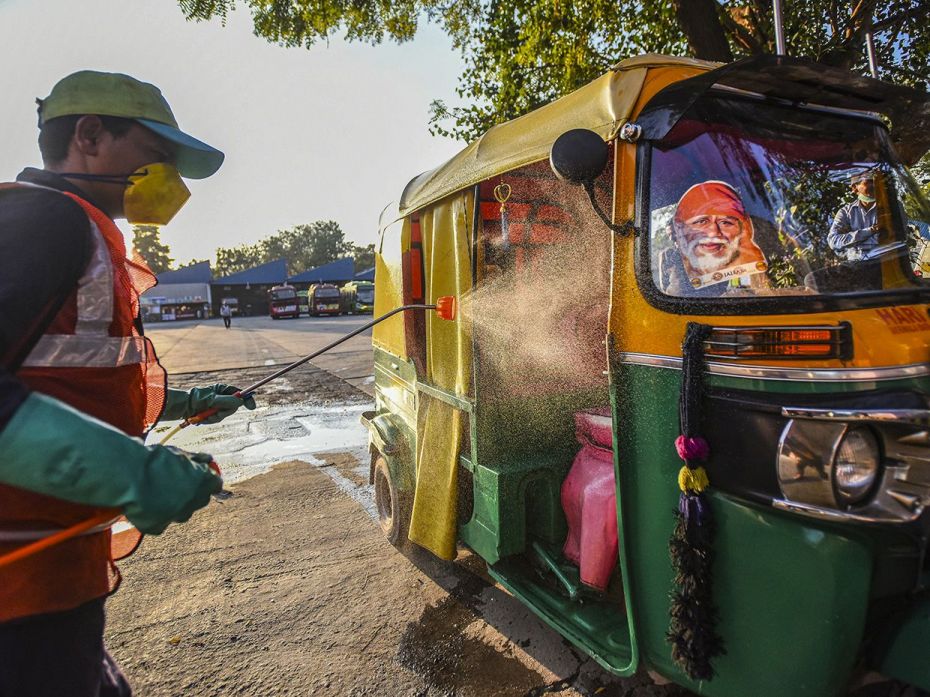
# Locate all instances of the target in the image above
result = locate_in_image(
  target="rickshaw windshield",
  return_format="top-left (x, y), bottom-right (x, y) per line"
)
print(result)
top-left (647, 93), bottom-right (930, 306)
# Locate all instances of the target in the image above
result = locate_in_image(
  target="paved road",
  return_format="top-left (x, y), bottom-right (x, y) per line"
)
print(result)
top-left (146, 315), bottom-right (375, 395)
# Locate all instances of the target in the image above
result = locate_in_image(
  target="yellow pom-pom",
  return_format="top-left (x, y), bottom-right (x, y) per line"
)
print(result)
top-left (678, 465), bottom-right (710, 493)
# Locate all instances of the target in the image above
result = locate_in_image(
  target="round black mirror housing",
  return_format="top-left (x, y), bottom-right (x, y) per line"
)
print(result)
top-left (549, 129), bottom-right (609, 183)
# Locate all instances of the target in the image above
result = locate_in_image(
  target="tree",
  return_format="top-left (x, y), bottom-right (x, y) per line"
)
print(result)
top-left (132, 225), bottom-right (173, 273)
top-left (179, 1), bottom-right (930, 141)
top-left (212, 220), bottom-right (354, 277)
top-left (214, 242), bottom-right (264, 277)
top-left (350, 242), bottom-right (376, 272)
top-left (261, 220), bottom-right (354, 274)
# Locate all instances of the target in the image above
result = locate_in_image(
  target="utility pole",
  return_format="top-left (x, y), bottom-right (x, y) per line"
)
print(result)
top-left (772, 0), bottom-right (787, 55)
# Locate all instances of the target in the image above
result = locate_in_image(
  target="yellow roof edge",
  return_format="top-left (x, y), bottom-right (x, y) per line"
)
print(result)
top-left (610, 53), bottom-right (722, 72)
top-left (399, 54), bottom-right (718, 217)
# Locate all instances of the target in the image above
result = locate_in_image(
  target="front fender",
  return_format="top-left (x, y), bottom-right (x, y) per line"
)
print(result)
top-left (360, 410), bottom-right (414, 492)
top-left (877, 596), bottom-right (930, 690)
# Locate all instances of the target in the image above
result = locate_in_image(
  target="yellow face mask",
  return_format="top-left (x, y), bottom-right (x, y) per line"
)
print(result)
top-left (123, 163), bottom-right (191, 226)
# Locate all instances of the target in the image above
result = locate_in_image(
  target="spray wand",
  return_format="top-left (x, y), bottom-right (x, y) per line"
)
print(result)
top-left (0, 298), bottom-right (457, 570)
top-left (161, 296), bottom-right (456, 441)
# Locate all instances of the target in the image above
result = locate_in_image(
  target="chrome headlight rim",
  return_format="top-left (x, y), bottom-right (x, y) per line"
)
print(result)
top-left (832, 425), bottom-right (882, 507)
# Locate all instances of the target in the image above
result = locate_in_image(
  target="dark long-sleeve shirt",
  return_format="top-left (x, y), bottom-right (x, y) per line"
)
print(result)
top-left (0, 169), bottom-right (97, 432)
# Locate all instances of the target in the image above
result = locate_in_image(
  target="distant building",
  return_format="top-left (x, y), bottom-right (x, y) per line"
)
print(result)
top-left (141, 261), bottom-right (212, 322)
top-left (211, 258), bottom-right (289, 316)
top-left (288, 257), bottom-right (355, 289)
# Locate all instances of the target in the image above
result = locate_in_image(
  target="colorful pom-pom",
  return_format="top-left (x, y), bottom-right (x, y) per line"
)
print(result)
top-left (677, 465), bottom-right (710, 494)
top-left (675, 435), bottom-right (710, 462)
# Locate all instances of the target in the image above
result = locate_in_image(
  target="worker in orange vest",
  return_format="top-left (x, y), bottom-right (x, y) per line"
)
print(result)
top-left (0, 71), bottom-right (255, 696)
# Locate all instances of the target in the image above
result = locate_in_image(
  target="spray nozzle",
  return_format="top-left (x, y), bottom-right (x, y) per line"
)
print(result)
top-left (435, 296), bottom-right (456, 321)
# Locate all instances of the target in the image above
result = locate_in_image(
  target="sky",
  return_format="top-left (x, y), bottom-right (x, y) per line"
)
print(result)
top-left (0, 0), bottom-right (466, 265)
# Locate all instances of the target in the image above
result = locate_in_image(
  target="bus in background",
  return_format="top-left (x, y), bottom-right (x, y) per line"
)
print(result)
top-left (340, 281), bottom-right (375, 314)
top-left (297, 290), bottom-right (310, 316)
top-left (268, 284), bottom-right (300, 319)
top-left (307, 283), bottom-right (342, 316)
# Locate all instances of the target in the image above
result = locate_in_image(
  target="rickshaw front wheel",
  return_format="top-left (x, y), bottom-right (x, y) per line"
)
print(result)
top-left (374, 455), bottom-right (409, 547)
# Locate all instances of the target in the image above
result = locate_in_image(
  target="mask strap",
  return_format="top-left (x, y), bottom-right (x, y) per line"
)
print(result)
top-left (56, 172), bottom-right (148, 186)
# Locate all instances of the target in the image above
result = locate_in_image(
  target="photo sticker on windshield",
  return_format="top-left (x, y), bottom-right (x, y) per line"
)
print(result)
top-left (654, 181), bottom-right (768, 295)
top-left (674, 181), bottom-right (767, 288)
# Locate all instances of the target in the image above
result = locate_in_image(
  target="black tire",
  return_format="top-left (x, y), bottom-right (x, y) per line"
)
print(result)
top-left (373, 455), bottom-right (409, 547)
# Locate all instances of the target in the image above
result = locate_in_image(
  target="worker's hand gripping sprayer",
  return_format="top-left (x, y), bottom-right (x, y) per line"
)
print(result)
top-left (0, 298), bottom-right (456, 569)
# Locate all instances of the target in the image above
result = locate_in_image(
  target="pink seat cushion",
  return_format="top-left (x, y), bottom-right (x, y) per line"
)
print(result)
top-left (561, 408), bottom-right (618, 591)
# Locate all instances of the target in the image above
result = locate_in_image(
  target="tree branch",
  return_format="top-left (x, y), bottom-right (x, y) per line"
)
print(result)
top-left (670, 0), bottom-right (733, 62)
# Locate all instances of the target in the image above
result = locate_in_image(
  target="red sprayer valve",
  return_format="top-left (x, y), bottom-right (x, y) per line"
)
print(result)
top-left (435, 295), bottom-right (456, 321)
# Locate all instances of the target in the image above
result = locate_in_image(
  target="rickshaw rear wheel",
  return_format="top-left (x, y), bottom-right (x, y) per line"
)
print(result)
top-left (373, 455), bottom-right (409, 548)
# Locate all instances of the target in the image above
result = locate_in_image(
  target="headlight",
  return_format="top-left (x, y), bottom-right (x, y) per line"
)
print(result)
top-left (833, 427), bottom-right (880, 505)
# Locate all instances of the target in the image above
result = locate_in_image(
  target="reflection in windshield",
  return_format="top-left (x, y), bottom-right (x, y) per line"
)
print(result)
top-left (649, 94), bottom-right (930, 301)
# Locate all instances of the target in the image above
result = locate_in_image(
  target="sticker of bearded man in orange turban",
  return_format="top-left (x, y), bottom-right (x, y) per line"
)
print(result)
top-left (660, 181), bottom-right (769, 296)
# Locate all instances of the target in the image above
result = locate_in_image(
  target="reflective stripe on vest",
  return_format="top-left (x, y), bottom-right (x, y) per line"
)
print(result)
top-left (20, 220), bottom-right (118, 367)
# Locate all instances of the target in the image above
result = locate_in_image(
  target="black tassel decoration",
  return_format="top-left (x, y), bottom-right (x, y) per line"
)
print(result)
top-left (667, 322), bottom-right (725, 682)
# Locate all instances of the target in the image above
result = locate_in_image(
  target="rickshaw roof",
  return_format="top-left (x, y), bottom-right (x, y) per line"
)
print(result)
top-left (398, 54), bottom-right (718, 216)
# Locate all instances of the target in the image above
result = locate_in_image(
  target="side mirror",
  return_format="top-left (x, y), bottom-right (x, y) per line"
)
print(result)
top-left (549, 129), bottom-right (609, 184)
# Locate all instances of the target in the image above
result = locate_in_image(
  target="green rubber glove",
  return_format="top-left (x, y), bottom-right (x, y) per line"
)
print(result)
top-left (0, 393), bottom-right (222, 534)
top-left (162, 384), bottom-right (256, 424)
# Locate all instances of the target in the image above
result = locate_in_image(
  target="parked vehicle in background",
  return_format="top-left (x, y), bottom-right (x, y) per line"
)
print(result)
top-left (307, 283), bottom-right (342, 316)
top-left (340, 281), bottom-right (375, 314)
top-left (269, 284), bottom-right (300, 319)
top-left (150, 302), bottom-right (209, 321)
top-left (297, 290), bottom-right (310, 316)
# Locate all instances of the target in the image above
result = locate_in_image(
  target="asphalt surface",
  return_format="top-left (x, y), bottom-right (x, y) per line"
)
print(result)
top-left (148, 313), bottom-right (376, 395)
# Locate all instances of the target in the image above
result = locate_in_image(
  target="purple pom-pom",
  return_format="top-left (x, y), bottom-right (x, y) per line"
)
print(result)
top-left (675, 435), bottom-right (710, 461)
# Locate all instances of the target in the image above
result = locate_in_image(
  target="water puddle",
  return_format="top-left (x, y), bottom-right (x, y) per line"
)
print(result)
top-left (149, 402), bottom-right (373, 491)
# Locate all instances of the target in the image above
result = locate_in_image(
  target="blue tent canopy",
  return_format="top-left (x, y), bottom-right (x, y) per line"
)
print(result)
top-left (212, 258), bottom-right (289, 285)
top-left (289, 257), bottom-right (355, 283)
top-left (353, 267), bottom-right (375, 281)
top-left (157, 260), bottom-right (212, 284)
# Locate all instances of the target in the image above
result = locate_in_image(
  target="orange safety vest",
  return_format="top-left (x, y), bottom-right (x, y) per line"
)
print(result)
top-left (0, 184), bottom-right (167, 623)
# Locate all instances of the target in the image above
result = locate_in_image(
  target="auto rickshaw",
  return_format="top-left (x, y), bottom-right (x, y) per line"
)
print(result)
top-left (363, 53), bottom-right (930, 695)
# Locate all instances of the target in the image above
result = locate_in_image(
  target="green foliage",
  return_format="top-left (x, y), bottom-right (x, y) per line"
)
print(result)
top-left (179, 1), bottom-right (930, 142)
top-left (763, 170), bottom-right (848, 288)
top-left (213, 220), bottom-right (354, 277)
top-left (132, 225), bottom-right (174, 273)
top-left (214, 242), bottom-right (264, 277)
top-left (911, 152), bottom-right (930, 198)
top-left (350, 242), bottom-right (375, 272)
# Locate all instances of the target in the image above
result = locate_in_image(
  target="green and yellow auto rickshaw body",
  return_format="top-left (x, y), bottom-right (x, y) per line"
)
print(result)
top-left (364, 54), bottom-right (930, 695)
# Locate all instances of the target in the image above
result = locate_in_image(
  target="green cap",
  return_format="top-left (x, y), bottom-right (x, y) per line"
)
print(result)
top-left (37, 70), bottom-right (224, 179)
